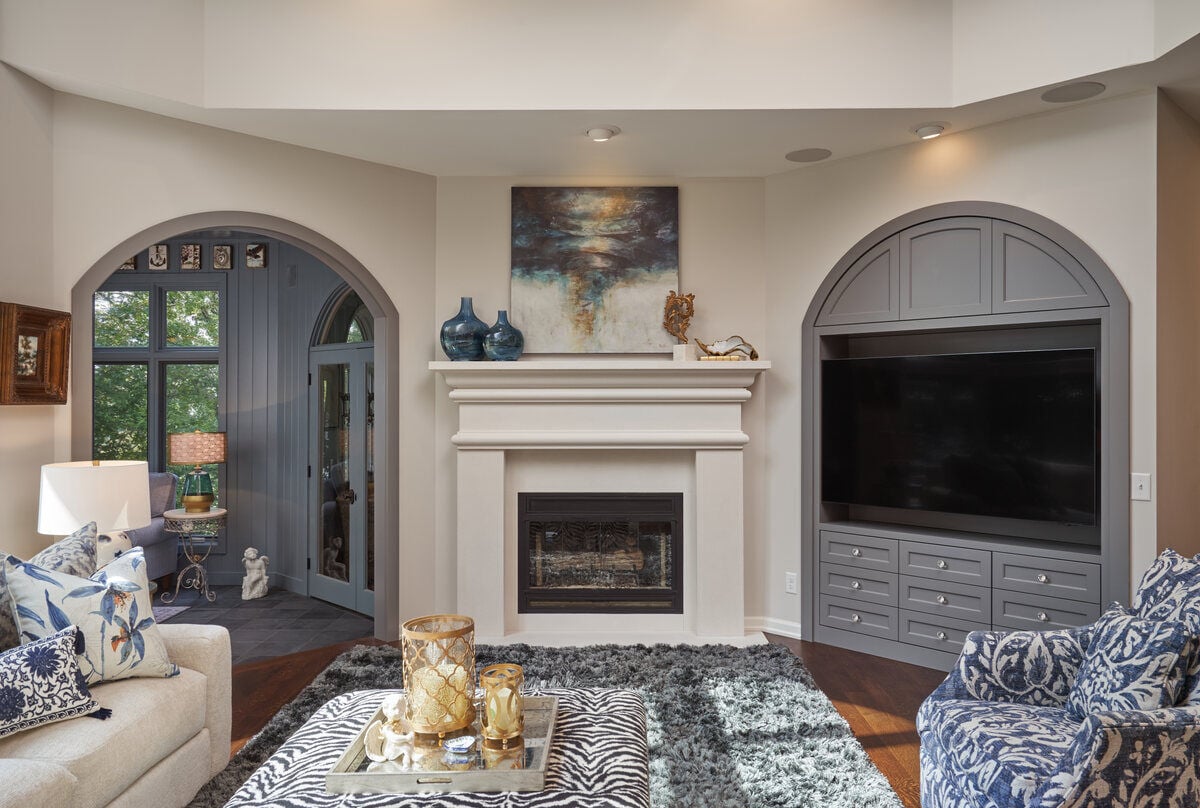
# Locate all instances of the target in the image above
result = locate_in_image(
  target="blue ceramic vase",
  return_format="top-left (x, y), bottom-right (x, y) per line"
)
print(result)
top-left (440, 297), bottom-right (488, 360)
top-left (482, 310), bottom-right (525, 361)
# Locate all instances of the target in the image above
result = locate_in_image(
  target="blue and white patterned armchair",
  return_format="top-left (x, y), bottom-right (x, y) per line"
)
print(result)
top-left (918, 550), bottom-right (1200, 808)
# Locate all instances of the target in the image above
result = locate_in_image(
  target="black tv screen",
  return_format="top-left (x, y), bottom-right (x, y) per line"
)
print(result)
top-left (822, 348), bottom-right (1098, 540)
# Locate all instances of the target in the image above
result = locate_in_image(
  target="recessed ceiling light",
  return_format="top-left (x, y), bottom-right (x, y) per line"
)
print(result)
top-left (1040, 81), bottom-right (1106, 103)
top-left (785, 148), bottom-right (832, 163)
top-left (913, 123), bottom-right (946, 140)
top-left (586, 126), bottom-right (621, 142)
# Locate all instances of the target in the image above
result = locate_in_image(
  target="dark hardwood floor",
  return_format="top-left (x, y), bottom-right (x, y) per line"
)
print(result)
top-left (231, 635), bottom-right (945, 807)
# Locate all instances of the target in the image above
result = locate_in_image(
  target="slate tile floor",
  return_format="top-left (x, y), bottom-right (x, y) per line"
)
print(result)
top-left (156, 584), bottom-right (375, 666)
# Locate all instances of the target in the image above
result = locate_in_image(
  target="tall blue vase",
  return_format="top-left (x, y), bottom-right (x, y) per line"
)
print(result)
top-left (440, 297), bottom-right (488, 361)
top-left (483, 310), bottom-right (525, 361)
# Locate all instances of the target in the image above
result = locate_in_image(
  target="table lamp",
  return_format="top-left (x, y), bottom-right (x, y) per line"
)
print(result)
top-left (168, 431), bottom-right (226, 513)
top-left (38, 460), bottom-right (152, 536)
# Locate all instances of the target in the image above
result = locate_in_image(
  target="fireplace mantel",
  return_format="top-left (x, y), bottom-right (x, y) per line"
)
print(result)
top-left (431, 358), bottom-right (769, 645)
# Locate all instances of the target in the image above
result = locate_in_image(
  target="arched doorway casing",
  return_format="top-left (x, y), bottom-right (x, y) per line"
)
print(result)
top-left (70, 212), bottom-right (400, 640)
top-left (800, 201), bottom-right (1130, 669)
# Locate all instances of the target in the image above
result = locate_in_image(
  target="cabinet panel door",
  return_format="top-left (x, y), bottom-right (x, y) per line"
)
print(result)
top-left (900, 218), bottom-right (992, 319)
top-left (816, 236), bottom-right (900, 325)
top-left (992, 222), bottom-right (1106, 313)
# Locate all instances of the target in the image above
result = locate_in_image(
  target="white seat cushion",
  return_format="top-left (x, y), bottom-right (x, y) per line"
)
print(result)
top-left (0, 667), bottom-right (207, 808)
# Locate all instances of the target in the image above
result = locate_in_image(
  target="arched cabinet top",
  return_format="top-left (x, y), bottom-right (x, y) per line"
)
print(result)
top-left (812, 203), bottom-right (1115, 328)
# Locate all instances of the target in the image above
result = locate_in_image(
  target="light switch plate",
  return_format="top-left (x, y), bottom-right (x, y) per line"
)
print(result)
top-left (1131, 473), bottom-right (1152, 501)
top-left (784, 571), bottom-right (798, 594)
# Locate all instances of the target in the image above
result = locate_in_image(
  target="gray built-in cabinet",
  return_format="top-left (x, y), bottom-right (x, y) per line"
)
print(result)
top-left (801, 202), bottom-right (1131, 670)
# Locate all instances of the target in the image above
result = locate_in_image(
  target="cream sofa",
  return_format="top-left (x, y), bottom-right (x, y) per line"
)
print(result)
top-left (0, 623), bottom-right (231, 808)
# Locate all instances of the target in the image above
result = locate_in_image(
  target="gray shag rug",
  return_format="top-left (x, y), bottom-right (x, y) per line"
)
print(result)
top-left (191, 643), bottom-right (902, 808)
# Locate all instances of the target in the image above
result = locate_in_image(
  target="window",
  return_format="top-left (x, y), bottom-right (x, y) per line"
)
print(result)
top-left (92, 277), bottom-right (225, 504)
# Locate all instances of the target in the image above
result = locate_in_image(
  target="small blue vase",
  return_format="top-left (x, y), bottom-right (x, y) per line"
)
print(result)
top-left (440, 297), bottom-right (488, 361)
top-left (483, 310), bottom-right (525, 361)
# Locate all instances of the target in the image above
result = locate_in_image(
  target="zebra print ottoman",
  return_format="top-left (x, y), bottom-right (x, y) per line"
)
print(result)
top-left (225, 688), bottom-right (650, 807)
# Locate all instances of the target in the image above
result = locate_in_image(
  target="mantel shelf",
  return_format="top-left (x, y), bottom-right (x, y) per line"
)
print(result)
top-left (429, 359), bottom-right (770, 390)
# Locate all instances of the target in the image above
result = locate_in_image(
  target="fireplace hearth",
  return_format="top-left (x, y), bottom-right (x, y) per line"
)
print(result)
top-left (518, 493), bottom-right (683, 614)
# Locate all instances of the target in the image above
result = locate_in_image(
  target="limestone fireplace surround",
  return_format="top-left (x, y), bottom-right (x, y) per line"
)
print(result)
top-left (432, 359), bottom-right (769, 646)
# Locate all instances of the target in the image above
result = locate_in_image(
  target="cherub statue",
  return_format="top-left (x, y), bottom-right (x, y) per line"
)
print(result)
top-left (324, 536), bottom-right (348, 581)
top-left (241, 547), bottom-right (269, 600)
top-left (662, 290), bottom-right (696, 344)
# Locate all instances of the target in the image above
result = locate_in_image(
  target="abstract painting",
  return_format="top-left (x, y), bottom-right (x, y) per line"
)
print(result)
top-left (511, 186), bottom-right (679, 353)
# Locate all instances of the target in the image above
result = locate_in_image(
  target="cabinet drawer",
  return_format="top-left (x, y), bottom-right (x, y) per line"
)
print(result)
top-left (819, 595), bottom-right (898, 641)
top-left (992, 591), bottom-right (1101, 632)
top-left (820, 531), bottom-right (898, 573)
top-left (901, 541), bottom-right (990, 585)
top-left (901, 610), bottom-right (988, 654)
top-left (900, 575), bottom-right (991, 623)
top-left (992, 553), bottom-right (1101, 604)
top-left (821, 563), bottom-right (898, 607)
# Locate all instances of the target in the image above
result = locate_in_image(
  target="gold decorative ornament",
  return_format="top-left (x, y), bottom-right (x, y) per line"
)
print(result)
top-left (662, 290), bottom-right (695, 345)
top-left (401, 614), bottom-right (476, 738)
top-left (479, 663), bottom-right (525, 748)
top-left (695, 335), bottom-right (759, 361)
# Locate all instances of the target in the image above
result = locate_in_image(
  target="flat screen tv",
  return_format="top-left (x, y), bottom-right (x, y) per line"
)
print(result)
top-left (821, 348), bottom-right (1099, 545)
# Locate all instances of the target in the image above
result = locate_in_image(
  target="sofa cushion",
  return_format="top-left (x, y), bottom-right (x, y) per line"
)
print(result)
top-left (0, 758), bottom-right (77, 808)
top-left (922, 699), bottom-right (1079, 808)
top-left (0, 666), bottom-right (208, 808)
top-left (0, 523), bottom-right (98, 651)
top-left (0, 626), bottom-right (98, 739)
top-left (3, 547), bottom-right (177, 684)
top-left (1067, 604), bottom-right (1195, 719)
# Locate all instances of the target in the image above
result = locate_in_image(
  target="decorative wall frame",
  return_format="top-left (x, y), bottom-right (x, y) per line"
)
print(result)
top-left (511, 186), bottom-right (679, 353)
top-left (0, 303), bottom-right (70, 404)
top-left (246, 243), bottom-right (268, 269)
top-left (180, 243), bottom-right (201, 270)
top-left (117, 256), bottom-right (137, 272)
top-left (212, 244), bottom-right (232, 270)
top-left (148, 244), bottom-right (169, 270)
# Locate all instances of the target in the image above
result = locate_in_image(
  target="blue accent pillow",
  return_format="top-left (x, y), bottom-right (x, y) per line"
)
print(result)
top-left (1132, 548), bottom-right (1200, 629)
top-left (1067, 603), bottom-right (1196, 719)
top-left (3, 547), bottom-right (177, 685)
top-left (0, 626), bottom-right (99, 738)
top-left (0, 522), bottom-right (98, 651)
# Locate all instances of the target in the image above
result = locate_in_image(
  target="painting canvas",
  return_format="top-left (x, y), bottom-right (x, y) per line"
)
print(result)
top-left (511, 186), bottom-right (679, 353)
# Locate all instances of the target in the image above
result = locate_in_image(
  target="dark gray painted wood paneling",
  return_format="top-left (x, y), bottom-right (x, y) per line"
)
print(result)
top-left (815, 235), bottom-right (899, 325)
top-left (899, 217), bottom-right (992, 319)
top-left (992, 221), bottom-right (1108, 312)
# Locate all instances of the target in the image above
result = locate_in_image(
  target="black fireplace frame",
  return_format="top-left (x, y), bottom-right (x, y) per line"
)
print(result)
top-left (517, 492), bottom-right (684, 614)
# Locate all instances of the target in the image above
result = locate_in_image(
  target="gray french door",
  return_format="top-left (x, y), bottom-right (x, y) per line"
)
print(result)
top-left (308, 345), bottom-right (374, 615)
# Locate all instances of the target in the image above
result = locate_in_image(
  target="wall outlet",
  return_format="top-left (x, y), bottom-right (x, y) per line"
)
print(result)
top-left (784, 571), bottom-right (798, 594)
top-left (1131, 472), bottom-right (1152, 502)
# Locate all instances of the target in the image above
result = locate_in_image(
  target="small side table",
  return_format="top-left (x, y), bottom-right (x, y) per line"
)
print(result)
top-left (161, 507), bottom-right (227, 604)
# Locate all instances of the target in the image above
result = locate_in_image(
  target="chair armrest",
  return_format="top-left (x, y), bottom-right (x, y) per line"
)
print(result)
top-left (159, 623), bottom-right (232, 777)
top-left (1031, 707), bottom-right (1200, 808)
top-left (929, 626), bottom-right (1092, 706)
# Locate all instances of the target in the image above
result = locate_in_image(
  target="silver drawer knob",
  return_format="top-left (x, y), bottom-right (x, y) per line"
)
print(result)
top-left (936, 594), bottom-right (948, 605)
top-left (1036, 573), bottom-right (1049, 584)
top-left (1038, 611), bottom-right (1050, 622)
top-left (936, 559), bottom-right (948, 570)
top-left (936, 631), bottom-right (948, 641)
top-left (850, 580), bottom-right (862, 590)
top-left (850, 613), bottom-right (862, 623)
top-left (850, 547), bottom-right (862, 557)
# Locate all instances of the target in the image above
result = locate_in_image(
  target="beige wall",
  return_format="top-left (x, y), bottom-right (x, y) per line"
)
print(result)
top-left (433, 177), bottom-right (769, 616)
top-left (0, 66), bottom-right (57, 558)
top-left (765, 92), bottom-right (1160, 631)
top-left (1155, 91), bottom-right (1200, 554)
top-left (44, 94), bottom-right (440, 616)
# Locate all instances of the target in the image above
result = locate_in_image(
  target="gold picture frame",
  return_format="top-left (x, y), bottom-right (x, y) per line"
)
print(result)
top-left (0, 302), bottom-right (71, 404)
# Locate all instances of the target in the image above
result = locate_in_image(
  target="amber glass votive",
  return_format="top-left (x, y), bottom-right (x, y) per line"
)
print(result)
top-left (401, 614), bottom-right (476, 736)
top-left (480, 662), bottom-right (524, 746)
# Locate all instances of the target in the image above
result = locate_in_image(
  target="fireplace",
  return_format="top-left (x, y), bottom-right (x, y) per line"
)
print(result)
top-left (518, 493), bottom-right (683, 614)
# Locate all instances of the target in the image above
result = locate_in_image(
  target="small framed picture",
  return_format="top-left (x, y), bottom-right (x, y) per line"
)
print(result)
top-left (213, 244), bottom-right (232, 270)
top-left (0, 302), bottom-right (71, 404)
top-left (246, 243), bottom-right (268, 269)
top-left (117, 256), bottom-right (137, 272)
top-left (180, 243), bottom-right (201, 270)
top-left (148, 244), bottom-right (169, 271)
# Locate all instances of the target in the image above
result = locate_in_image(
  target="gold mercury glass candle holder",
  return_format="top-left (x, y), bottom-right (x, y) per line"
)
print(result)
top-left (479, 662), bottom-right (524, 749)
top-left (401, 614), bottom-right (476, 739)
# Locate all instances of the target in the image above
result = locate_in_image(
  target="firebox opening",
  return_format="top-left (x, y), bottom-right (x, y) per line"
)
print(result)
top-left (518, 492), bottom-right (683, 614)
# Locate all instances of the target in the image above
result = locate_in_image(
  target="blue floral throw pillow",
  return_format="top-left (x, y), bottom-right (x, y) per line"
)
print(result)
top-left (0, 626), bottom-right (99, 738)
top-left (2, 547), bottom-right (177, 685)
top-left (1067, 603), bottom-right (1196, 719)
top-left (0, 522), bottom-right (98, 652)
top-left (1132, 548), bottom-right (1200, 629)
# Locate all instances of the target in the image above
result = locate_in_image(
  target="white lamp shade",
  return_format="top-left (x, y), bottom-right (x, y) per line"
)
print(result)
top-left (38, 460), bottom-right (152, 535)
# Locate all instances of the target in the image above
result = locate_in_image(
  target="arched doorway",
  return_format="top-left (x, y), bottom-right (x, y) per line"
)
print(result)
top-left (70, 212), bottom-right (400, 639)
